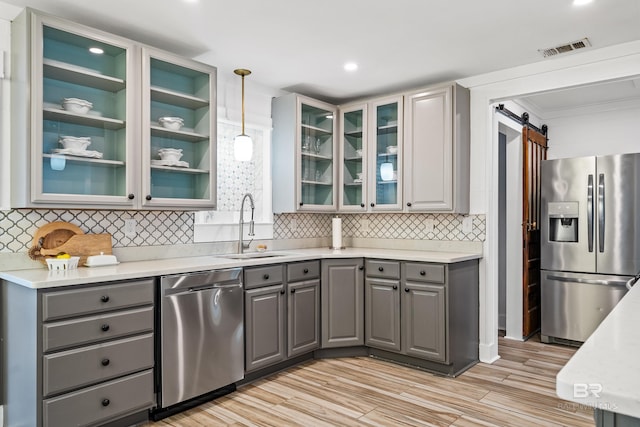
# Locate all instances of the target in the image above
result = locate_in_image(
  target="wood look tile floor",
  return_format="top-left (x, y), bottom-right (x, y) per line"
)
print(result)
top-left (144, 336), bottom-right (594, 427)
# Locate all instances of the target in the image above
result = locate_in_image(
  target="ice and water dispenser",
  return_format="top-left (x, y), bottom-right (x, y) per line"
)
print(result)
top-left (548, 202), bottom-right (579, 242)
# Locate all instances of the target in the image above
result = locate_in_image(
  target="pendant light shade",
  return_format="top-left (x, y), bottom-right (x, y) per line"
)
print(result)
top-left (233, 68), bottom-right (253, 161)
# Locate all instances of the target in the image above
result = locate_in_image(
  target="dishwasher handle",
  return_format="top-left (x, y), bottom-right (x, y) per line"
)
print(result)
top-left (164, 281), bottom-right (242, 297)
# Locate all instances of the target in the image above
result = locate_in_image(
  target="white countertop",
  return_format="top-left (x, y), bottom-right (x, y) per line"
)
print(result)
top-left (0, 247), bottom-right (482, 289)
top-left (557, 280), bottom-right (640, 418)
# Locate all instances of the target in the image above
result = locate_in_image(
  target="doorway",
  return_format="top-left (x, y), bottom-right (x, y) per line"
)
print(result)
top-left (497, 116), bottom-right (525, 340)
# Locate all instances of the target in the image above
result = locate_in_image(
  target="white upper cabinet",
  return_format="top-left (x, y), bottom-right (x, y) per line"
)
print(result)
top-left (141, 47), bottom-right (216, 209)
top-left (10, 9), bottom-right (217, 210)
top-left (338, 103), bottom-right (367, 212)
top-left (272, 94), bottom-right (337, 213)
top-left (403, 83), bottom-right (469, 213)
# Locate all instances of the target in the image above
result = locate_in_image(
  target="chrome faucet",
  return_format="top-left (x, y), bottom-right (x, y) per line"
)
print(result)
top-left (239, 193), bottom-right (255, 254)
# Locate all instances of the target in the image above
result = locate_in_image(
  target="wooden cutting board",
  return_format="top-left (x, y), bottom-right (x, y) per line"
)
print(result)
top-left (40, 234), bottom-right (113, 266)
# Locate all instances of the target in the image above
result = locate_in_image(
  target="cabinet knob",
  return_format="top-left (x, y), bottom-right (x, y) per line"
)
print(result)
top-left (299, 202), bottom-right (304, 206)
top-left (405, 288), bottom-right (410, 293)
top-left (263, 274), bottom-right (270, 280)
top-left (420, 270), bottom-right (426, 276)
top-left (303, 268), bottom-right (309, 274)
top-left (102, 399), bottom-right (110, 407)
top-left (101, 358), bottom-right (110, 367)
top-left (358, 265), bottom-right (364, 270)
top-left (128, 193), bottom-right (135, 200)
top-left (360, 203), bottom-right (365, 208)
top-left (378, 266), bottom-right (384, 272)
top-left (291, 289), bottom-right (296, 294)
top-left (370, 203), bottom-right (375, 207)
top-left (145, 195), bottom-right (152, 201)
top-left (101, 324), bottom-right (110, 332)
top-left (280, 289), bottom-right (285, 295)
top-left (101, 295), bottom-right (110, 303)
top-left (407, 202), bottom-right (412, 207)
top-left (393, 285), bottom-right (398, 290)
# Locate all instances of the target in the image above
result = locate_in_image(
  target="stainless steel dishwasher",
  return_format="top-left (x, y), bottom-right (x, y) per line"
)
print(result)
top-left (158, 268), bottom-right (244, 411)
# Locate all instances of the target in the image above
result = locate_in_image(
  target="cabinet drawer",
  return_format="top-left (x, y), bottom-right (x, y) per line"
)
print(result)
top-left (366, 260), bottom-right (400, 280)
top-left (43, 306), bottom-right (154, 353)
top-left (404, 263), bottom-right (445, 284)
top-left (43, 369), bottom-right (155, 427)
top-left (244, 264), bottom-right (284, 289)
top-left (43, 333), bottom-right (154, 397)
top-left (42, 278), bottom-right (154, 321)
top-left (287, 260), bottom-right (320, 282)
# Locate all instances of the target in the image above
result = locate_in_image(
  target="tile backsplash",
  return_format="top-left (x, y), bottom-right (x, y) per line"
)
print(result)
top-left (0, 208), bottom-right (485, 255)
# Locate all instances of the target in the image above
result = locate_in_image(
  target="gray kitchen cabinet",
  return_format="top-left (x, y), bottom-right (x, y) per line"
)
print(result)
top-left (287, 261), bottom-right (320, 357)
top-left (365, 260), bottom-right (401, 351)
top-left (321, 258), bottom-right (365, 348)
top-left (403, 83), bottom-right (470, 213)
top-left (1, 277), bottom-right (155, 427)
top-left (402, 280), bottom-right (446, 361)
top-left (244, 264), bottom-right (286, 372)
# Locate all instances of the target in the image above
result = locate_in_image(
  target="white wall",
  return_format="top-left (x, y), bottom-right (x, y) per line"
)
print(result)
top-left (0, 6), bottom-right (17, 210)
top-left (545, 105), bottom-right (640, 159)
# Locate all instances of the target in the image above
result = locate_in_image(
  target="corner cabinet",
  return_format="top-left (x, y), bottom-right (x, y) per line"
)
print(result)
top-left (141, 47), bottom-right (216, 208)
top-left (272, 93), bottom-right (337, 212)
top-left (10, 9), bottom-right (216, 209)
top-left (403, 83), bottom-right (470, 213)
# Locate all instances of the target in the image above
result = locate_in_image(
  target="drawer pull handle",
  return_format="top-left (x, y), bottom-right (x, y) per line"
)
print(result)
top-left (263, 274), bottom-right (270, 280)
top-left (378, 266), bottom-right (384, 272)
top-left (146, 195), bottom-right (152, 201)
top-left (102, 398), bottom-right (110, 407)
top-left (101, 324), bottom-right (110, 332)
top-left (359, 265), bottom-right (364, 271)
top-left (303, 268), bottom-right (309, 274)
top-left (420, 270), bottom-right (426, 276)
top-left (101, 358), bottom-right (110, 366)
top-left (291, 289), bottom-right (296, 294)
top-left (407, 202), bottom-right (412, 207)
top-left (393, 285), bottom-right (398, 290)
top-left (405, 288), bottom-right (410, 293)
top-left (127, 193), bottom-right (135, 200)
top-left (280, 289), bottom-right (285, 295)
top-left (101, 295), bottom-right (110, 303)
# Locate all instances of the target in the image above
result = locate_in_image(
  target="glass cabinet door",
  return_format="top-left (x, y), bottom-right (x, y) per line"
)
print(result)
top-left (35, 18), bottom-right (135, 206)
top-left (298, 99), bottom-right (336, 210)
top-left (142, 48), bottom-right (216, 208)
top-left (339, 104), bottom-right (367, 211)
top-left (369, 96), bottom-right (403, 211)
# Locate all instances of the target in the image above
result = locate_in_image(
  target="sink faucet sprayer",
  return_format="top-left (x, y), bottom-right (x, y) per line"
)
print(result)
top-left (239, 193), bottom-right (255, 253)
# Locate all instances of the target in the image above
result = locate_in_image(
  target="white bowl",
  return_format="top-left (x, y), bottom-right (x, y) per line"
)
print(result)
top-left (355, 149), bottom-right (363, 157)
top-left (386, 145), bottom-right (398, 154)
top-left (62, 98), bottom-right (93, 115)
top-left (59, 136), bottom-right (91, 151)
top-left (158, 148), bottom-right (183, 162)
top-left (158, 117), bottom-right (184, 130)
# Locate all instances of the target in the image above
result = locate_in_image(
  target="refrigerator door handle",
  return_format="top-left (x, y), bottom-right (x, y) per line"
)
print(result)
top-left (587, 174), bottom-right (594, 252)
top-left (598, 173), bottom-right (605, 253)
top-left (547, 275), bottom-right (627, 287)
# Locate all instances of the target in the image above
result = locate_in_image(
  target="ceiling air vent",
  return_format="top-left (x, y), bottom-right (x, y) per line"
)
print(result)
top-left (538, 38), bottom-right (591, 58)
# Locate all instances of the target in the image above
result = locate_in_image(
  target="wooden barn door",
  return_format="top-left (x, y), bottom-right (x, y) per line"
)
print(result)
top-left (522, 126), bottom-right (548, 338)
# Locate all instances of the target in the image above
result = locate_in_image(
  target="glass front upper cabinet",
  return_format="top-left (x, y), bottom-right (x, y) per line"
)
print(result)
top-left (299, 99), bottom-right (336, 211)
top-left (34, 16), bottom-right (136, 206)
top-left (142, 47), bottom-right (216, 208)
top-left (339, 104), bottom-right (367, 211)
top-left (369, 96), bottom-right (403, 211)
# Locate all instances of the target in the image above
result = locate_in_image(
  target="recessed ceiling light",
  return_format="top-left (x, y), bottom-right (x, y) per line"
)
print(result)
top-left (344, 62), bottom-right (358, 72)
top-left (573, 0), bottom-right (593, 5)
top-left (89, 47), bottom-right (104, 54)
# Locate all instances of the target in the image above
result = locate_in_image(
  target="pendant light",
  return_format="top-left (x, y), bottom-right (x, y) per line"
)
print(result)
top-left (233, 68), bottom-right (253, 161)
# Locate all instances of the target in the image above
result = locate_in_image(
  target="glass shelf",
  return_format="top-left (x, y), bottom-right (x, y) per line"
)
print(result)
top-left (301, 152), bottom-right (332, 161)
top-left (150, 86), bottom-right (209, 110)
top-left (150, 164), bottom-right (209, 174)
top-left (301, 180), bottom-right (333, 186)
top-left (150, 125), bottom-right (209, 142)
top-left (42, 153), bottom-right (125, 167)
top-left (301, 123), bottom-right (333, 135)
top-left (43, 107), bottom-right (125, 130)
top-left (43, 59), bottom-right (126, 92)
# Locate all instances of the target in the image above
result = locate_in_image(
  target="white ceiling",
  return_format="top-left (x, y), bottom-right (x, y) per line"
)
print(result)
top-left (2, 0), bottom-right (640, 107)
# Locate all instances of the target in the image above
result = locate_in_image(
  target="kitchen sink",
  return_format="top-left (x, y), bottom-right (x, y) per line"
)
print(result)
top-left (219, 253), bottom-right (286, 260)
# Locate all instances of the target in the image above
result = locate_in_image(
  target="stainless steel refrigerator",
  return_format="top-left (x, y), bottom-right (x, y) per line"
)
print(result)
top-left (540, 153), bottom-right (640, 343)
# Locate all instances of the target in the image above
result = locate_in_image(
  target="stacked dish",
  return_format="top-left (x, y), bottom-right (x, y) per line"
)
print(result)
top-left (152, 148), bottom-right (189, 167)
top-left (53, 136), bottom-right (103, 159)
top-left (158, 116), bottom-right (184, 130)
top-left (62, 98), bottom-right (93, 115)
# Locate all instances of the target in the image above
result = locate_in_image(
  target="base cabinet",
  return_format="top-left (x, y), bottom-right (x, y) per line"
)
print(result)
top-left (321, 258), bottom-right (365, 348)
top-left (365, 260), bottom-right (401, 351)
top-left (287, 277), bottom-right (320, 357)
top-left (402, 281), bottom-right (446, 362)
top-left (1, 278), bottom-right (155, 427)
